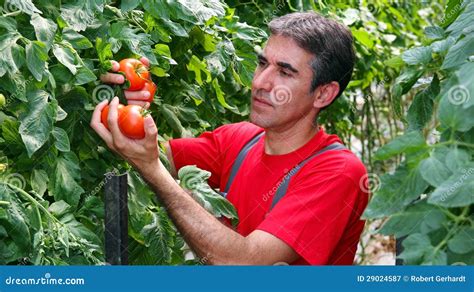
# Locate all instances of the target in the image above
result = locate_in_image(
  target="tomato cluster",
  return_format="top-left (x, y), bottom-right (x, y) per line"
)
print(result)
top-left (101, 58), bottom-right (156, 139)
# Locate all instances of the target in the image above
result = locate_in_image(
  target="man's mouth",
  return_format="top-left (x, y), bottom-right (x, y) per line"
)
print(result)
top-left (252, 96), bottom-right (273, 107)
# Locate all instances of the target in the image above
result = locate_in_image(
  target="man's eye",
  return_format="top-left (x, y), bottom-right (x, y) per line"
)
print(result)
top-left (280, 70), bottom-right (291, 77)
top-left (258, 60), bottom-right (267, 67)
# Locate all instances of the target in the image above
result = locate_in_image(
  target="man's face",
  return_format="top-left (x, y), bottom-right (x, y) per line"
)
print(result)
top-left (250, 34), bottom-right (317, 130)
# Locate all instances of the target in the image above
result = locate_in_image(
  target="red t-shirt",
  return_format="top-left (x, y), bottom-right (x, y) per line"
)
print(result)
top-left (169, 122), bottom-right (368, 265)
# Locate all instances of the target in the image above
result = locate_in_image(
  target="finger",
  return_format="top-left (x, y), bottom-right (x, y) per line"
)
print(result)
top-left (107, 96), bottom-right (127, 142)
top-left (128, 100), bottom-right (148, 107)
top-left (143, 102), bottom-right (151, 110)
top-left (124, 90), bottom-right (151, 101)
top-left (90, 100), bottom-right (114, 146)
top-left (100, 72), bottom-right (125, 84)
top-left (111, 60), bottom-right (120, 72)
top-left (140, 57), bottom-right (150, 68)
top-left (143, 116), bottom-right (158, 148)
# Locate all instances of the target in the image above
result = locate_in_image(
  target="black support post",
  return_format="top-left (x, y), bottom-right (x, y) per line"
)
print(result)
top-left (104, 172), bottom-right (129, 265)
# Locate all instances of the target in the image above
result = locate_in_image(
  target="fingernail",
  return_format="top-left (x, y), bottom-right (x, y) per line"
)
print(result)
top-left (144, 92), bottom-right (150, 98)
top-left (116, 76), bottom-right (124, 83)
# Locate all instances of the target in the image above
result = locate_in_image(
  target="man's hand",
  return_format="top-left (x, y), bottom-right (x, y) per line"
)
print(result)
top-left (100, 57), bottom-right (152, 107)
top-left (90, 96), bottom-right (160, 176)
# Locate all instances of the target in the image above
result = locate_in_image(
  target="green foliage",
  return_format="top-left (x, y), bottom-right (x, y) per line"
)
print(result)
top-left (0, 0), bottom-right (264, 265)
top-left (364, 0), bottom-right (474, 265)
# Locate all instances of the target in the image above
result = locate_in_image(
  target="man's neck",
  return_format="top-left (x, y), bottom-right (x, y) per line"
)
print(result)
top-left (264, 120), bottom-right (319, 155)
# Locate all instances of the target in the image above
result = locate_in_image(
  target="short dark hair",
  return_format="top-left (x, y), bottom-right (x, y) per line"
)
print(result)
top-left (269, 12), bottom-right (355, 99)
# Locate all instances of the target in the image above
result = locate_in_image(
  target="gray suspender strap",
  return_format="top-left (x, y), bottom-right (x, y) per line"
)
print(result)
top-left (221, 131), bottom-right (265, 197)
top-left (270, 142), bottom-right (347, 210)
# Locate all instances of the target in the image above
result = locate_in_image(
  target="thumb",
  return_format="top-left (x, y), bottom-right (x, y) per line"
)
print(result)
top-left (144, 115), bottom-right (158, 138)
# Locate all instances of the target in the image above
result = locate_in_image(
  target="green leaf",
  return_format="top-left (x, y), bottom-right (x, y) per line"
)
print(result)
top-left (362, 164), bottom-right (429, 219)
top-left (121, 0), bottom-right (141, 12)
top-left (95, 37), bottom-right (113, 64)
top-left (19, 91), bottom-right (57, 157)
top-left (399, 233), bottom-right (447, 265)
top-left (445, 1), bottom-right (474, 37)
top-left (442, 33), bottom-right (474, 69)
top-left (0, 32), bottom-right (22, 77)
top-left (162, 104), bottom-right (184, 136)
top-left (384, 56), bottom-right (404, 68)
top-left (407, 75), bottom-right (439, 131)
top-left (60, 213), bottom-right (101, 245)
top-left (380, 201), bottom-right (446, 238)
top-left (52, 127), bottom-right (70, 152)
top-left (399, 233), bottom-right (432, 264)
top-left (60, 1), bottom-right (104, 32)
top-left (179, 165), bottom-right (238, 220)
top-left (0, 185), bottom-right (31, 252)
top-left (48, 200), bottom-right (71, 217)
top-left (352, 28), bottom-right (374, 49)
top-left (441, 0), bottom-right (465, 28)
top-left (374, 131), bottom-right (426, 161)
top-left (49, 153), bottom-right (85, 208)
top-left (419, 155), bottom-right (452, 187)
top-left (62, 28), bottom-right (93, 50)
top-left (402, 46), bottom-right (432, 65)
top-left (53, 43), bottom-right (77, 75)
top-left (26, 41), bottom-right (48, 81)
top-left (448, 227), bottom-right (474, 254)
top-left (424, 26), bottom-right (445, 40)
top-left (212, 78), bottom-right (236, 110)
top-left (30, 169), bottom-right (48, 197)
top-left (428, 166), bottom-right (474, 207)
top-left (187, 55), bottom-right (211, 85)
top-left (30, 14), bottom-right (57, 50)
top-left (445, 148), bottom-right (471, 172)
top-left (431, 36), bottom-right (456, 54)
top-left (74, 66), bottom-right (96, 85)
top-left (5, 0), bottom-right (41, 15)
top-left (438, 89), bottom-right (474, 132)
top-left (391, 68), bottom-right (423, 118)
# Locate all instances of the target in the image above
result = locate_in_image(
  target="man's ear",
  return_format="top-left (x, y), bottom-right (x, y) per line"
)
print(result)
top-left (312, 81), bottom-right (340, 109)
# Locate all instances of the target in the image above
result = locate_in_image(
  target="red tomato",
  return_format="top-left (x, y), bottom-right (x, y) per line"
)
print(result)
top-left (118, 58), bottom-right (150, 91)
top-left (142, 80), bottom-right (157, 103)
top-left (118, 105), bottom-right (146, 139)
top-left (101, 104), bottom-right (146, 139)
top-left (101, 104), bottom-right (124, 130)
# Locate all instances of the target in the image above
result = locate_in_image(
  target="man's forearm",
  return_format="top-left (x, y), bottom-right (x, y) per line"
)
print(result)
top-left (139, 160), bottom-right (253, 265)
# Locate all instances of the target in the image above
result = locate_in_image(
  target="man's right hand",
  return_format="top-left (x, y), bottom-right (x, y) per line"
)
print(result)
top-left (100, 57), bottom-right (152, 107)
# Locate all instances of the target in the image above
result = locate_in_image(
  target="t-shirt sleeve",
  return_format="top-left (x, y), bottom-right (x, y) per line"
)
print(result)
top-left (256, 170), bottom-right (362, 265)
top-left (168, 124), bottom-right (237, 188)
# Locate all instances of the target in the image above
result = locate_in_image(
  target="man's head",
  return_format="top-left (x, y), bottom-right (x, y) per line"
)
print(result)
top-left (250, 12), bottom-right (355, 130)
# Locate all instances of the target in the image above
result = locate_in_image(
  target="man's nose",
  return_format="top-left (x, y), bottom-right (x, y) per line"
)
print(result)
top-left (252, 66), bottom-right (274, 92)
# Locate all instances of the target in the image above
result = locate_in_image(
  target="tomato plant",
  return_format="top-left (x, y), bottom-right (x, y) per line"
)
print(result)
top-left (0, 0), bottom-right (261, 265)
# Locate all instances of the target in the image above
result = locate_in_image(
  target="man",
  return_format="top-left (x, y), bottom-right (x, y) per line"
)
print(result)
top-left (91, 12), bottom-right (368, 265)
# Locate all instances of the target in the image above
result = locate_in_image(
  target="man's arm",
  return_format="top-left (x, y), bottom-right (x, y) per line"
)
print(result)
top-left (142, 159), bottom-right (299, 265)
top-left (91, 97), bottom-right (299, 265)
